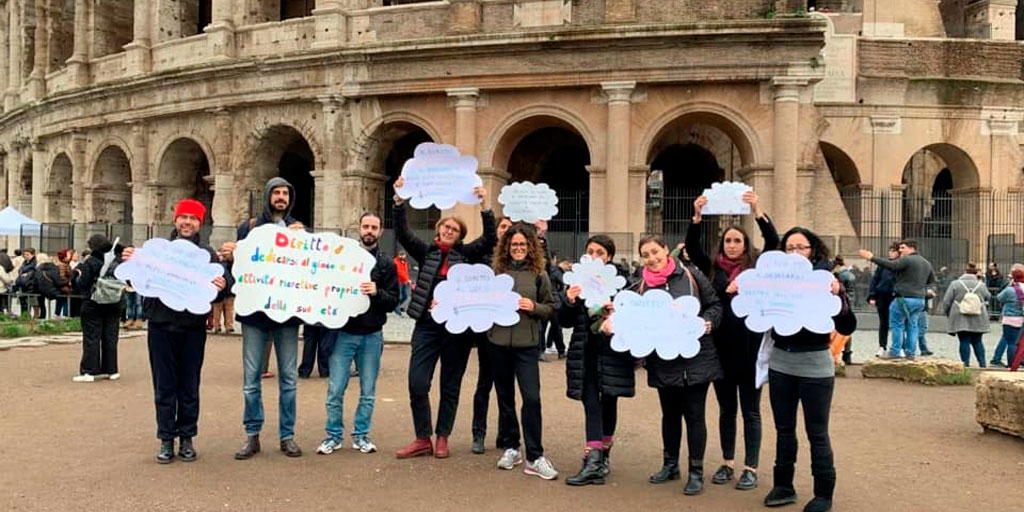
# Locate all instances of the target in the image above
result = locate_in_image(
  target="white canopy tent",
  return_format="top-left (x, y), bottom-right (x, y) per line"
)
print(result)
top-left (0, 206), bottom-right (41, 236)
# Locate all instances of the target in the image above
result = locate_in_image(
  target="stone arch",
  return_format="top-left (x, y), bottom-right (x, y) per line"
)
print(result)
top-left (87, 137), bottom-right (134, 183)
top-left (46, 152), bottom-right (73, 222)
top-left (245, 124), bottom-right (318, 227)
top-left (900, 143), bottom-right (980, 192)
top-left (91, 145), bottom-right (133, 224)
top-left (484, 105), bottom-right (598, 172)
top-left (356, 119), bottom-right (438, 230)
top-left (819, 141), bottom-right (861, 192)
top-left (155, 137), bottom-right (212, 225)
top-left (353, 111), bottom-right (444, 173)
top-left (636, 102), bottom-right (762, 169)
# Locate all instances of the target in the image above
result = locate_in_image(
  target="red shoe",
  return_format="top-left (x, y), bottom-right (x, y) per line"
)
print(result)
top-left (395, 438), bottom-right (433, 459)
top-left (261, 371), bottom-right (274, 379)
top-left (434, 436), bottom-right (450, 459)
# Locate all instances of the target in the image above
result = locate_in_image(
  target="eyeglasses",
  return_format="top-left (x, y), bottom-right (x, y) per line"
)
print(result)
top-left (784, 245), bottom-right (812, 253)
top-left (510, 242), bottom-right (529, 248)
top-left (439, 224), bottom-right (461, 233)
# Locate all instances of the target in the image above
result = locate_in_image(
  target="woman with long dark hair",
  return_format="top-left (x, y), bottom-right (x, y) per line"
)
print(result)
top-left (602, 235), bottom-right (723, 496)
top-left (563, 235), bottom-right (636, 486)
top-left (762, 227), bottom-right (856, 512)
top-left (688, 191), bottom-right (778, 490)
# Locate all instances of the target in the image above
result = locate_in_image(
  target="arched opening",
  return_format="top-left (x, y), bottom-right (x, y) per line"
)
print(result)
top-left (20, 157), bottom-right (33, 216)
top-left (645, 118), bottom-right (741, 239)
top-left (46, 154), bottom-right (73, 222)
top-left (281, 0), bottom-right (316, 19)
top-left (92, 146), bottom-right (133, 224)
top-left (92, 0), bottom-right (134, 57)
top-left (21, 0), bottom-right (36, 82)
top-left (47, 0), bottom-right (75, 72)
top-left (364, 122), bottom-right (436, 232)
top-left (154, 0), bottom-right (212, 43)
top-left (157, 138), bottom-right (211, 226)
top-left (819, 141), bottom-right (863, 235)
top-left (506, 126), bottom-right (591, 238)
top-left (249, 125), bottom-right (316, 227)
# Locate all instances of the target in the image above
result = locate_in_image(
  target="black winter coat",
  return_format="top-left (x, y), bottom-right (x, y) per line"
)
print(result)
top-left (394, 204), bottom-right (497, 320)
top-left (634, 259), bottom-right (724, 388)
top-left (73, 244), bottom-right (122, 315)
top-left (340, 246), bottom-right (400, 335)
top-left (561, 264), bottom-right (636, 400)
top-left (34, 262), bottom-right (67, 299)
top-left (686, 215), bottom-right (779, 383)
top-left (144, 230), bottom-right (233, 332)
top-left (868, 263), bottom-right (896, 302)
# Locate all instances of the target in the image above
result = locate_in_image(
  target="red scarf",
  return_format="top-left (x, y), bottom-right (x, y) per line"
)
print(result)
top-left (716, 253), bottom-right (746, 283)
top-left (642, 256), bottom-right (677, 288)
top-left (436, 239), bottom-right (453, 278)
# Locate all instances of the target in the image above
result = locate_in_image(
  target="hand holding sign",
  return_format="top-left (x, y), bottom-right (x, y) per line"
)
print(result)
top-left (114, 238), bottom-right (224, 314)
top-left (608, 289), bottom-right (706, 359)
top-left (561, 255), bottom-right (627, 309)
top-left (431, 264), bottom-right (522, 334)
top-left (394, 143), bottom-right (483, 210)
top-left (700, 181), bottom-right (753, 215)
top-left (498, 182), bottom-right (559, 223)
top-left (730, 251), bottom-right (841, 335)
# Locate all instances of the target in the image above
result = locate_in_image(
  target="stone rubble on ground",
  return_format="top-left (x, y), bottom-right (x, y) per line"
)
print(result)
top-left (861, 357), bottom-right (967, 385)
top-left (976, 372), bottom-right (1024, 440)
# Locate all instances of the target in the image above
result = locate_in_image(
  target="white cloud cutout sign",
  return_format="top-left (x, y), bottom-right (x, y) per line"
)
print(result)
top-left (395, 143), bottom-right (482, 210)
top-left (431, 264), bottom-right (522, 334)
top-left (700, 181), bottom-right (753, 215)
top-left (231, 225), bottom-right (377, 328)
top-left (114, 238), bottom-right (224, 314)
top-left (731, 251), bottom-right (841, 336)
top-left (609, 289), bottom-right (706, 359)
top-left (561, 255), bottom-right (627, 309)
top-left (497, 181), bottom-right (559, 223)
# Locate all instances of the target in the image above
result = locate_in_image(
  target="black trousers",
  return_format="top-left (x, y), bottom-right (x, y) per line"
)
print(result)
top-left (768, 369), bottom-right (836, 499)
top-left (657, 383), bottom-right (710, 465)
top-left (148, 326), bottom-right (206, 440)
top-left (80, 308), bottom-right (120, 375)
top-left (408, 317), bottom-right (474, 438)
top-left (543, 316), bottom-right (565, 354)
top-left (471, 333), bottom-right (494, 441)
top-left (875, 296), bottom-right (892, 349)
top-left (713, 375), bottom-right (762, 468)
top-left (298, 325), bottom-right (332, 377)
top-left (581, 346), bottom-right (618, 443)
top-left (489, 343), bottom-right (544, 462)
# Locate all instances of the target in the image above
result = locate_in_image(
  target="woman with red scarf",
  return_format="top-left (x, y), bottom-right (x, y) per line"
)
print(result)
top-left (601, 235), bottom-right (722, 496)
top-left (686, 190), bottom-right (778, 491)
top-left (391, 177), bottom-right (497, 460)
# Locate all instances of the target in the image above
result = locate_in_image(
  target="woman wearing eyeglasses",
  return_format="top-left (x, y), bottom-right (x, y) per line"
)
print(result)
top-left (392, 177), bottom-right (497, 460)
top-left (761, 228), bottom-right (856, 512)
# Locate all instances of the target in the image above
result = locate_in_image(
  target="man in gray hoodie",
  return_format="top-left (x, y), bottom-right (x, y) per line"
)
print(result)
top-left (859, 240), bottom-right (935, 360)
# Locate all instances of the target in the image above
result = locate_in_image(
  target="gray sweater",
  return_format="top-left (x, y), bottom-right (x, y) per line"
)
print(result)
top-left (871, 253), bottom-right (935, 298)
top-left (940, 274), bottom-right (991, 334)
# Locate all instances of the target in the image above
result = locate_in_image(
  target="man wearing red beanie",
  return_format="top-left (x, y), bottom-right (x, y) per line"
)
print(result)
top-left (122, 198), bottom-right (233, 464)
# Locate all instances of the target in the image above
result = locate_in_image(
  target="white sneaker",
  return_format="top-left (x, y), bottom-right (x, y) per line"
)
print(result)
top-left (108, 373), bottom-right (121, 381)
top-left (544, 346), bottom-right (558, 355)
top-left (524, 456), bottom-right (558, 480)
top-left (497, 448), bottom-right (523, 470)
top-left (316, 438), bottom-right (342, 455)
top-left (72, 374), bottom-right (95, 383)
top-left (875, 347), bottom-right (886, 358)
top-left (352, 437), bottom-right (377, 454)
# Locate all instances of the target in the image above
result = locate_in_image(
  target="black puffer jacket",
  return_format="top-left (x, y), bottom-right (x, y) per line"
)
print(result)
top-left (635, 259), bottom-right (724, 388)
top-left (686, 215), bottom-right (779, 383)
top-left (394, 204), bottom-right (496, 320)
top-left (341, 246), bottom-right (400, 335)
top-left (145, 230), bottom-right (234, 331)
top-left (561, 264), bottom-right (636, 400)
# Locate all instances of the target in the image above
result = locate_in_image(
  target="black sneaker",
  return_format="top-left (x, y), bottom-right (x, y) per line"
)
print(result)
top-left (765, 486), bottom-right (798, 507)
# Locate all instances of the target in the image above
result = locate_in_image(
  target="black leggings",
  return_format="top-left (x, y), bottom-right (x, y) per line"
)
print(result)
top-left (581, 355), bottom-right (618, 442)
top-left (713, 375), bottom-right (762, 468)
top-left (657, 383), bottom-right (710, 465)
top-left (768, 369), bottom-right (836, 499)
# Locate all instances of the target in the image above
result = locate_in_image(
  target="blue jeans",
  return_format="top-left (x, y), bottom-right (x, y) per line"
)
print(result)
top-left (324, 330), bottom-right (384, 441)
top-left (917, 310), bottom-right (931, 354)
top-left (957, 332), bottom-right (986, 368)
top-left (991, 323), bottom-right (1021, 365)
top-left (125, 292), bottom-right (144, 321)
top-left (395, 283), bottom-right (411, 314)
top-left (242, 323), bottom-right (300, 440)
top-left (889, 297), bottom-right (925, 357)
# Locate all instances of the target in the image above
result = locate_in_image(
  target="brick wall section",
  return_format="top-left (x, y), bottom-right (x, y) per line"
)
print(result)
top-left (636, 0), bottom-right (776, 23)
top-left (370, 6), bottom-right (449, 40)
top-left (859, 39), bottom-right (1024, 81)
top-left (573, 0), bottom-right (607, 25)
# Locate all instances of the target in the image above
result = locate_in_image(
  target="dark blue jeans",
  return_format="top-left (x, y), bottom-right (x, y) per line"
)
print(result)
top-left (957, 332), bottom-right (986, 368)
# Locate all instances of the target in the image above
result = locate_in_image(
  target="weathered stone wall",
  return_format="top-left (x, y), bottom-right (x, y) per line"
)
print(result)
top-left (859, 39), bottom-right (1024, 81)
top-left (93, 0), bottom-right (134, 58)
top-left (47, 0), bottom-right (75, 72)
top-left (636, 0), bottom-right (776, 22)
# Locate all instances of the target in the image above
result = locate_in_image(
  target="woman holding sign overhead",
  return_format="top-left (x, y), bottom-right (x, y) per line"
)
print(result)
top-left (601, 235), bottom-right (723, 496)
top-left (689, 190), bottom-right (778, 491)
top-left (392, 176), bottom-right (497, 460)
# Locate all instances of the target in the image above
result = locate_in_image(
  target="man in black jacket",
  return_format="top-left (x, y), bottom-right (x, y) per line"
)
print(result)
top-left (123, 199), bottom-right (231, 463)
top-left (316, 212), bottom-right (399, 456)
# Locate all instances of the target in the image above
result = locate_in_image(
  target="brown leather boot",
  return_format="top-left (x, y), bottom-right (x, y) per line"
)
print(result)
top-left (234, 434), bottom-right (260, 460)
top-left (280, 439), bottom-right (302, 457)
top-left (394, 437), bottom-right (433, 459)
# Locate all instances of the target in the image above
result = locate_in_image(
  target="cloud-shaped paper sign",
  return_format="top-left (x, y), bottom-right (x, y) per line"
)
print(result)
top-left (561, 255), bottom-right (627, 309)
top-left (497, 181), bottom-right (559, 223)
top-left (430, 264), bottom-right (522, 334)
top-left (395, 143), bottom-right (482, 210)
top-left (609, 289), bottom-right (706, 359)
top-left (731, 251), bottom-right (841, 336)
top-left (700, 181), bottom-right (753, 215)
top-left (114, 238), bottom-right (224, 314)
top-left (231, 225), bottom-right (378, 329)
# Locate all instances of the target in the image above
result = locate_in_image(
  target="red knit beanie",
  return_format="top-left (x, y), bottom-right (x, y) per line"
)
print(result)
top-left (173, 199), bottom-right (206, 224)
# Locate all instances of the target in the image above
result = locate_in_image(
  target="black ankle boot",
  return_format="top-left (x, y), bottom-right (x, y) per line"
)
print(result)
top-left (566, 449), bottom-right (605, 486)
top-left (179, 437), bottom-right (197, 462)
top-left (765, 486), bottom-right (798, 507)
top-left (683, 461), bottom-right (704, 495)
top-left (803, 497), bottom-right (832, 512)
top-left (156, 439), bottom-right (175, 464)
top-left (600, 445), bottom-right (611, 477)
top-left (649, 455), bottom-right (680, 484)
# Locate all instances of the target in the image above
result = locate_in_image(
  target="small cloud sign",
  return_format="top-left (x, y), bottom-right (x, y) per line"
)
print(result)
top-left (700, 181), bottom-right (752, 215)
top-left (114, 238), bottom-right (224, 314)
top-left (497, 182), bottom-right (559, 223)
top-left (394, 143), bottom-right (482, 210)
top-left (609, 289), bottom-right (706, 359)
top-left (730, 251), bottom-right (841, 336)
top-left (561, 255), bottom-right (627, 309)
top-left (431, 264), bottom-right (522, 334)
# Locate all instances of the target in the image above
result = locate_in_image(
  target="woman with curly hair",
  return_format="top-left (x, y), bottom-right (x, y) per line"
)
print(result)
top-left (488, 223), bottom-right (559, 481)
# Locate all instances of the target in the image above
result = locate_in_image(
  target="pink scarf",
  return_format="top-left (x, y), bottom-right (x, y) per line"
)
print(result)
top-left (643, 256), bottom-right (677, 288)
top-left (716, 253), bottom-right (746, 282)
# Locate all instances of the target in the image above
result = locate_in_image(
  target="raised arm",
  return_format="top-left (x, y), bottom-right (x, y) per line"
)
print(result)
top-left (393, 203), bottom-right (429, 265)
top-left (461, 209), bottom-right (497, 263)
